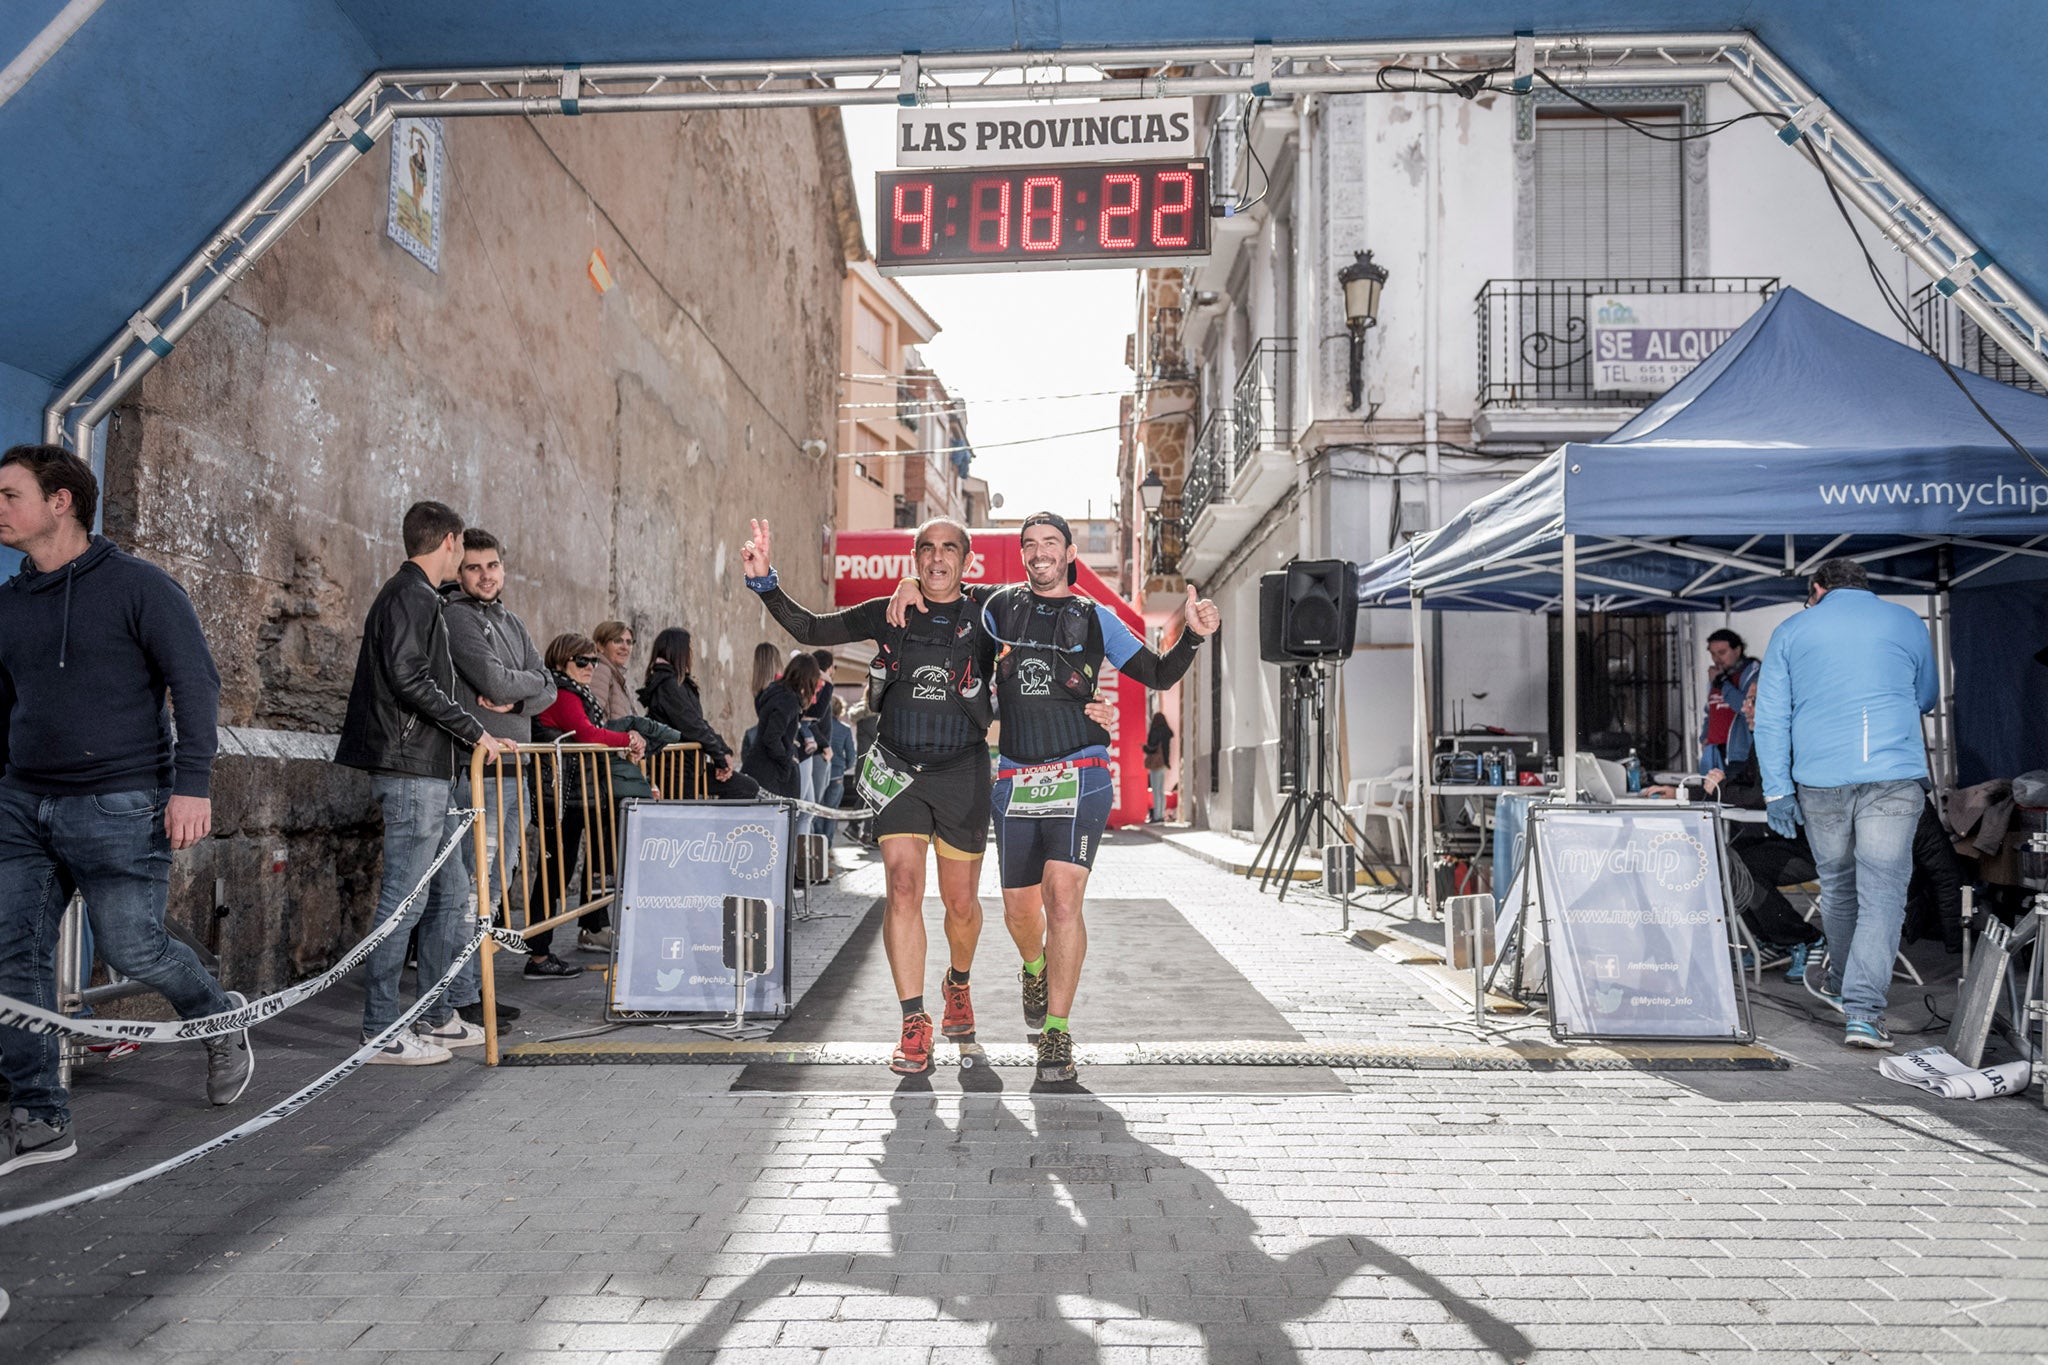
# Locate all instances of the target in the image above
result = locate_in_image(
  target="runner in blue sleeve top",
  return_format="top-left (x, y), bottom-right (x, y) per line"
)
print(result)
top-left (892, 512), bottom-right (1218, 1082)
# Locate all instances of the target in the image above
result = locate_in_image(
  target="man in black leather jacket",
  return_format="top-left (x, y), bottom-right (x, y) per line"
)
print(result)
top-left (336, 501), bottom-right (513, 1065)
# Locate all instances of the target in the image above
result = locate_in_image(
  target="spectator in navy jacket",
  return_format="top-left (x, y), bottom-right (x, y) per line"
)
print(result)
top-left (0, 444), bottom-right (249, 1180)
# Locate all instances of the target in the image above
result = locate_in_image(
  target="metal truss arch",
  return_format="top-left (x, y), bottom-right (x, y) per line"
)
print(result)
top-left (43, 33), bottom-right (2048, 451)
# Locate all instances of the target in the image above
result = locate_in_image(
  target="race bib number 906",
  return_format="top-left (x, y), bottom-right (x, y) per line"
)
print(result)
top-left (857, 749), bottom-right (913, 809)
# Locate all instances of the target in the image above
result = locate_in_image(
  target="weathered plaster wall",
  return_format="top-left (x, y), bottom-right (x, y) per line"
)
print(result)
top-left (101, 108), bottom-right (847, 991)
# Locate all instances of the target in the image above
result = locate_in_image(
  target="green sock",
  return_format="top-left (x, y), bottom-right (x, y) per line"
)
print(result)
top-left (1022, 954), bottom-right (1046, 977)
top-left (1043, 1015), bottom-right (1069, 1033)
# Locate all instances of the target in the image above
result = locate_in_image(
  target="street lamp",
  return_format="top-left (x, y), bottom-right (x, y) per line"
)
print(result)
top-left (1138, 470), bottom-right (1165, 514)
top-left (1338, 249), bottom-right (1388, 412)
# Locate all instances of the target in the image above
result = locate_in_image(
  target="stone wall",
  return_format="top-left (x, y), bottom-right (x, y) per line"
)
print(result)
top-left (102, 108), bottom-right (850, 992)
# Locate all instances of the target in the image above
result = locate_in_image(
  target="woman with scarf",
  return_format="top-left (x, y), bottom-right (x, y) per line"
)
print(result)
top-left (520, 633), bottom-right (680, 977)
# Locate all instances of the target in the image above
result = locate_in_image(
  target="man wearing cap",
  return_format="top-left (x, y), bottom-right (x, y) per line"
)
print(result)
top-left (892, 512), bottom-right (1218, 1082)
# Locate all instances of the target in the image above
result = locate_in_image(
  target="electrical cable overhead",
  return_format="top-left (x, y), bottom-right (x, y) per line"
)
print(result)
top-left (835, 410), bottom-right (1192, 462)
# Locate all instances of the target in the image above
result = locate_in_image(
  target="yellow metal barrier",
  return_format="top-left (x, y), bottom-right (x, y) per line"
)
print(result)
top-left (470, 740), bottom-right (704, 1064)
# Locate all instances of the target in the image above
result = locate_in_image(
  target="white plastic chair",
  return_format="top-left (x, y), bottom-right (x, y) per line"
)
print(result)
top-left (1344, 765), bottom-right (1414, 857)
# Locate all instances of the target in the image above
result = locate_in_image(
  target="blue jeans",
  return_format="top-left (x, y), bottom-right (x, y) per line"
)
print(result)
top-left (362, 775), bottom-right (477, 1036)
top-left (463, 766), bottom-right (526, 928)
top-left (797, 753), bottom-right (826, 840)
top-left (1798, 779), bottom-right (1922, 1023)
top-left (0, 785), bottom-right (229, 1127)
top-left (817, 777), bottom-right (844, 844)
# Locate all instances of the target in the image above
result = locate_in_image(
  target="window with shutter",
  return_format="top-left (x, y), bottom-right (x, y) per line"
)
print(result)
top-left (1533, 110), bottom-right (1683, 278)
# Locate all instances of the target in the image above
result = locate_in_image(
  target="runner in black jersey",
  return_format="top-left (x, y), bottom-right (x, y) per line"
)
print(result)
top-left (889, 512), bottom-right (1218, 1082)
top-left (742, 516), bottom-right (1110, 1075)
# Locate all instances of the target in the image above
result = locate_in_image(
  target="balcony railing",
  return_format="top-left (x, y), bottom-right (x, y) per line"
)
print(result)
top-left (1476, 277), bottom-right (1778, 407)
top-left (1146, 497), bottom-right (1185, 579)
top-left (1232, 338), bottom-right (1295, 470)
top-left (1179, 410), bottom-right (1233, 540)
top-left (1910, 283), bottom-right (2046, 396)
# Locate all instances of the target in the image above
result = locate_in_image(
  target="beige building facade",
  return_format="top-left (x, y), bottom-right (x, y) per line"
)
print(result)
top-left (102, 107), bottom-right (858, 990)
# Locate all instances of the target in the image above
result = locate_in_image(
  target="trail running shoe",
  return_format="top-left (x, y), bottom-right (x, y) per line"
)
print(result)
top-left (1843, 1020), bottom-right (1894, 1050)
top-left (941, 975), bottom-right (975, 1038)
top-left (892, 1011), bottom-right (935, 1075)
top-left (1035, 1027), bottom-right (1076, 1083)
top-left (204, 991), bottom-right (255, 1106)
top-left (1020, 965), bottom-right (1048, 1032)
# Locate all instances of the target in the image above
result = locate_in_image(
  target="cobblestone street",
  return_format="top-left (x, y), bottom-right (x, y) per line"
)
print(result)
top-left (2, 831), bottom-right (2044, 1363)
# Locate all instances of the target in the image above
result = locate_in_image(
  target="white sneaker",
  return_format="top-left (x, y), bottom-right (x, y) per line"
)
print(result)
top-left (363, 1030), bottom-right (452, 1066)
top-left (414, 1015), bottom-right (486, 1050)
top-left (577, 928), bottom-right (616, 953)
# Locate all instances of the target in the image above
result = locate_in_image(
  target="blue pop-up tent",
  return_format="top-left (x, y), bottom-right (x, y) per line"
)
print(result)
top-left (1362, 287), bottom-right (2048, 614)
top-left (1359, 287), bottom-right (2048, 869)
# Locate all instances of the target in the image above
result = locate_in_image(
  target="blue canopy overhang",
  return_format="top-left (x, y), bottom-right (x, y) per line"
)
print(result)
top-left (1359, 289), bottom-right (2048, 614)
top-left (2, 3), bottom-right (2046, 446)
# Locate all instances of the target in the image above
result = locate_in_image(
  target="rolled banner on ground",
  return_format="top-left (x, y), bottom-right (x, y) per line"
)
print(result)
top-left (1877, 1046), bottom-right (2032, 1100)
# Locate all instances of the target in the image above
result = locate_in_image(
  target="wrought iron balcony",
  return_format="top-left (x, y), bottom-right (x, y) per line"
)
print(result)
top-left (1232, 338), bottom-right (1295, 470)
top-left (1476, 277), bottom-right (1778, 407)
top-left (1910, 283), bottom-right (2045, 396)
top-left (1146, 496), bottom-right (1184, 579)
top-left (1178, 410), bottom-right (1233, 540)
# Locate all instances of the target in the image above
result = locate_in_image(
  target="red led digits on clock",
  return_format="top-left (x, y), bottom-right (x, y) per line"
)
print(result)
top-left (890, 181), bottom-right (934, 256)
top-left (1151, 171), bottom-right (1194, 249)
top-left (1021, 176), bottom-right (1062, 252)
top-left (1099, 173), bottom-right (1140, 249)
top-left (968, 178), bottom-right (1012, 252)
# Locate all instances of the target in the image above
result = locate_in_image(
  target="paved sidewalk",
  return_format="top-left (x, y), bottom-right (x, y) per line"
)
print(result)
top-left (0, 832), bottom-right (2043, 1363)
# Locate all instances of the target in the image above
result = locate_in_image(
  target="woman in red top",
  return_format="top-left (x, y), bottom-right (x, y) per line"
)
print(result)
top-left (523, 634), bottom-right (644, 976)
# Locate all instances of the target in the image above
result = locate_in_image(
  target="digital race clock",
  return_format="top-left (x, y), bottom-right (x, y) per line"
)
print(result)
top-left (875, 160), bottom-right (1211, 275)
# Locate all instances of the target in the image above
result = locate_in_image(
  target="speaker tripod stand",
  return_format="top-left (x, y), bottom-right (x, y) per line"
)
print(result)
top-left (1248, 663), bottom-right (1404, 901)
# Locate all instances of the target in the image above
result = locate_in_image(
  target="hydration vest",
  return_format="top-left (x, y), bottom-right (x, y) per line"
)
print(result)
top-left (984, 586), bottom-right (1108, 762)
top-left (866, 598), bottom-right (995, 745)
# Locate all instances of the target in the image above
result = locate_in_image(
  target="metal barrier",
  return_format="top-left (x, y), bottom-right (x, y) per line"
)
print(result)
top-left (469, 741), bottom-right (705, 1064)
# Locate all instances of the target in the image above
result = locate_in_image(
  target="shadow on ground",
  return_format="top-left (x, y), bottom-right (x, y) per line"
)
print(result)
top-left (665, 1091), bottom-right (1532, 1363)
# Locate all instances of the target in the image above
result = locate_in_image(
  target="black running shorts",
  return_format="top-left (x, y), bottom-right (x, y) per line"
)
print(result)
top-left (871, 743), bottom-right (992, 859)
top-left (989, 757), bottom-right (1116, 889)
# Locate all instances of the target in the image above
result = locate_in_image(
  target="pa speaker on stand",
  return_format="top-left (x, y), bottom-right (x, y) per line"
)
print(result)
top-left (1249, 559), bottom-right (1402, 897)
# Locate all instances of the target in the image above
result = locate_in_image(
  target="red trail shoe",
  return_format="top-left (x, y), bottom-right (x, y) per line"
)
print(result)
top-left (940, 975), bottom-right (975, 1038)
top-left (892, 1011), bottom-right (935, 1074)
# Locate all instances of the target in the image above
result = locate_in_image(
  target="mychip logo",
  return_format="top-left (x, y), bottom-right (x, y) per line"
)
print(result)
top-left (639, 824), bottom-right (778, 880)
top-left (1556, 831), bottom-right (1709, 892)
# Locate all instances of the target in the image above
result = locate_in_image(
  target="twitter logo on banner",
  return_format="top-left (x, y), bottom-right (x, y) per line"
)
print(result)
top-left (656, 968), bottom-right (685, 991)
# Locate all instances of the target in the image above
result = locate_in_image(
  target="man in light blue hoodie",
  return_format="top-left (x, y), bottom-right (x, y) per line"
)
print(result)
top-left (1751, 558), bottom-right (1937, 1050)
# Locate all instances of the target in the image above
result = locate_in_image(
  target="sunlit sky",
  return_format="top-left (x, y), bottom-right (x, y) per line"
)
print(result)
top-left (839, 105), bottom-right (1135, 521)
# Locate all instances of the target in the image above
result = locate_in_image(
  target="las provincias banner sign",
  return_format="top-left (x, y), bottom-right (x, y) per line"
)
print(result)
top-left (895, 98), bottom-right (1196, 168)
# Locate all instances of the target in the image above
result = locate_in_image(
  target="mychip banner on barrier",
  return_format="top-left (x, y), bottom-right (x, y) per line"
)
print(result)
top-left (1530, 804), bottom-right (1751, 1043)
top-left (611, 800), bottom-right (794, 1016)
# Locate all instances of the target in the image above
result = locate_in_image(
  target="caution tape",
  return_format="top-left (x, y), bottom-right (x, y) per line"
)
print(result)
top-left (788, 796), bottom-right (881, 821)
top-left (0, 912), bottom-right (494, 1229)
top-left (0, 811), bottom-right (478, 1044)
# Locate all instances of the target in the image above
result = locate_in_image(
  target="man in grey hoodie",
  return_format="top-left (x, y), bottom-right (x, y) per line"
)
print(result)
top-left (443, 530), bottom-right (562, 992)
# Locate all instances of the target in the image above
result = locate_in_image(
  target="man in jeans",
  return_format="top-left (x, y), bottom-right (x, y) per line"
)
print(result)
top-left (337, 502), bottom-right (514, 1065)
top-left (444, 528), bottom-right (557, 1009)
top-left (1752, 557), bottom-right (1937, 1050)
top-left (0, 444), bottom-right (250, 1178)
